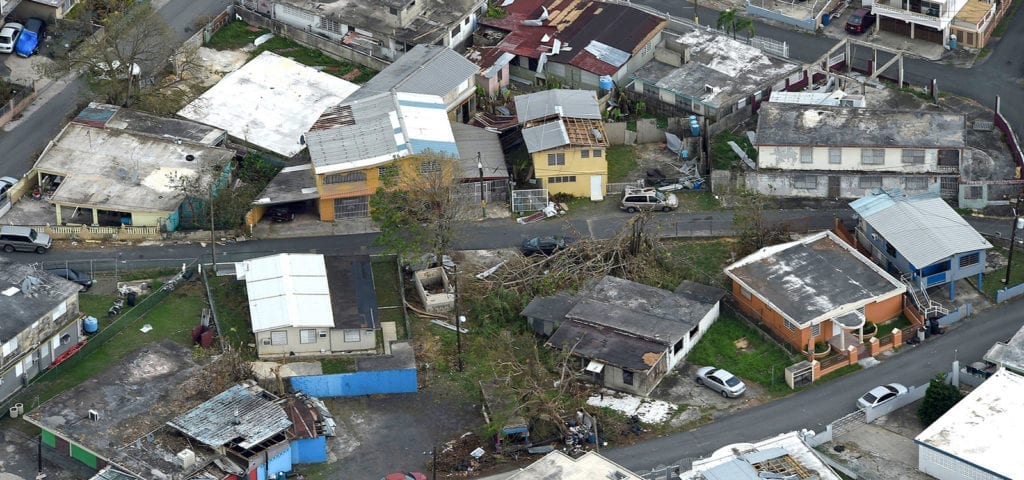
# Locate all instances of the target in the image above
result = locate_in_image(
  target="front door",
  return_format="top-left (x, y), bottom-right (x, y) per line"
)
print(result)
top-left (828, 176), bottom-right (841, 198)
top-left (590, 175), bottom-right (604, 201)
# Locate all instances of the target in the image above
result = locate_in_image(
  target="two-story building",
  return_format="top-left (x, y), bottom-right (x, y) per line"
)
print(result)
top-left (473, 0), bottom-right (666, 90)
top-left (238, 0), bottom-right (485, 63)
top-left (514, 89), bottom-right (609, 200)
top-left (0, 259), bottom-right (83, 403)
top-left (348, 44), bottom-right (481, 123)
top-left (751, 103), bottom-right (965, 201)
top-left (871, 0), bottom-right (967, 45)
top-left (850, 189), bottom-right (991, 300)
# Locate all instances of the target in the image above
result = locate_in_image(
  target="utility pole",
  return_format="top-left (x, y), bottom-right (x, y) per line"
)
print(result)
top-left (477, 152), bottom-right (486, 219)
top-left (454, 264), bottom-right (464, 372)
top-left (1004, 194), bottom-right (1023, 285)
top-left (694, 0), bottom-right (700, 24)
top-left (209, 166), bottom-right (220, 274)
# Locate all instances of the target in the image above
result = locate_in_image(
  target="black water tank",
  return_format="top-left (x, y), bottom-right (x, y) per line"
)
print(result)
top-left (126, 291), bottom-right (137, 307)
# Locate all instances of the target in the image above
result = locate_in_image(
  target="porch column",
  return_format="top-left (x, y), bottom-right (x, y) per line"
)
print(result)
top-left (949, 280), bottom-right (955, 300)
top-left (55, 204), bottom-right (62, 224)
top-left (846, 345), bottom-right (858, 364)
top-left (892, 328), bottom-right (903, 345)
top-left (910, 22), bottom-right (915, 39)
top-left (977, 272), bottom-right (983, 290)
top-left (92, 208), bottom-right (99, 226)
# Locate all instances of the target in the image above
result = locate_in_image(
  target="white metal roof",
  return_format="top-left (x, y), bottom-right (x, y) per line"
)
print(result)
top-left (850, 191), bottom-right (992, 268)
top-left (235, 253), bottom-right (334, 332)
top-left (177, 51), bottom-right (359, 157)
top-left (915, 368), bottom-right (1024, 480)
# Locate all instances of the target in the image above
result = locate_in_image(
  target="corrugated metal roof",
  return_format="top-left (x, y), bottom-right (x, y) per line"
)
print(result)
top-left (353, 44), bottom-right (479, 99)
top-left (583, 40), bottom-right (630, 68)
top-left (235, 253), bottom-right (334, 332)
top-left (522, 121), bottom-right (570, 153)
top-left (701, 459), bottom-right (760, 480)
top-left (397, 92), bottom-right (459, 157)
top-left (514, 89), bottom-right (602, 123)
top-left (451, 122), bottom-right (507, 179)
top-left (167, 383), bottom-right (291, 449)
top-left (850, 191), bottom-right (992, 267)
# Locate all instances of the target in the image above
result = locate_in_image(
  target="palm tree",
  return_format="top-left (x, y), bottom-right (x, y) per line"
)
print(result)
top-left (716, 9), bottom-right (756, 40)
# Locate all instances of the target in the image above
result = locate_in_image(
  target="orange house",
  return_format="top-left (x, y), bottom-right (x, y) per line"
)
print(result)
top-left (724, 231), bottom-right (906, 352)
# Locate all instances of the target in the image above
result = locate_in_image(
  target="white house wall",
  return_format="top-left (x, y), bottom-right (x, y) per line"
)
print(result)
top-left (757, 146), bottom-right (940, 173)
top-left (742, 171), bottom-right (939, 198)
top-left (256, 327), bottom-right (376, 357)
top-left (669, 301), bottom-right (720, 369)
top-left (918, 445), bottom-right (1005, 480)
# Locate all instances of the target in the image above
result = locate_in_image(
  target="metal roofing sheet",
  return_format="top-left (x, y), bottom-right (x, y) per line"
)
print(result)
top-left (307, 92), bottom-right (403, 172)
top-left (514, 89), bottom-right (602, 123)
top-left (701, 459), bottom-right (760, 480)
top-left (353, 44), bottom-right (479, 99)
top-left (236, 254), bottom-right (334, 331)
top-left (167, 384), bottom-right (291, 449)
top-left (521, 121), bottom-right (569, 153)
top-left (450, 122), bottom-right (507, 179)
top-left (583, 40), bottom-right (630, 67)
top-left (546, 320), bottom-right (665, 372)
top-left (851, 191), bottom-right (992, 267)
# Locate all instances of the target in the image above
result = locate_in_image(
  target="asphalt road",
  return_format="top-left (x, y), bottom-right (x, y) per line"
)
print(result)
top-left (0, 0), bottom-right (231, 177)
top-left (635, 0), bottom-right (1024, 134)
top-left (603, 294), bottom-right (1024, 474)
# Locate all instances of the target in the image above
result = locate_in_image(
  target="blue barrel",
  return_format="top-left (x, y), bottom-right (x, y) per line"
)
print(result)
top-left (83, 316), bottom-right (99, 334)
top-left (690, 122), bottom-right (700, 137)
top-left (822, 13), bottom-right (830, 26)
top-left (689, 115), bottom-right (698, 123)
top-left (598, 75), bottom-right (614, 92)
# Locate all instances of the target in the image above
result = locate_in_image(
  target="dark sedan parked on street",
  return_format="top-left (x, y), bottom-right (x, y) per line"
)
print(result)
top-left (46, 267), bottom-right (94, 291)
top-left (521, 235), bottom-right (570, 256)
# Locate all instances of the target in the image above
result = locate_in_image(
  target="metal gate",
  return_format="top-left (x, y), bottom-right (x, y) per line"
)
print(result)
top-left (511, 189), bottom-right (549, 213)
top-left (334, 196), bottom-right (369, 219)
top-left (456, 179), bottom-right (510, 204)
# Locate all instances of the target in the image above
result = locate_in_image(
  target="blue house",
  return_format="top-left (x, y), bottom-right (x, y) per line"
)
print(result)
top-left (850, 190), bottom-right (992, 301)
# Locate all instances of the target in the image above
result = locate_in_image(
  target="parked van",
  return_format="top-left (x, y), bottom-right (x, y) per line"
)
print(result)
top-left (620, 186), bottom-right (679, 213)
top-left (0, 226), bottom-right (51, 253)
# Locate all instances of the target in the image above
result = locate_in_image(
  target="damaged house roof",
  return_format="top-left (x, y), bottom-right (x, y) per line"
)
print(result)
top-left (349, 44), bottom-right (479, 102)
top-left (724, 231), bottom-right (905, 328)
top-left (757, 103), bottom-right (966, 148)
top-left (478, 0), bottom-right (666, 76)
top-left (167, 383), bottom-right (292, 449)
top-left (514, 89), bottom-right (608, 153)
top-left (630, 29), bottom-right (800, 109)
top-left (541, 276), bottom-right (723, 373)
top-left (0, 259), bottom-right (82, 344)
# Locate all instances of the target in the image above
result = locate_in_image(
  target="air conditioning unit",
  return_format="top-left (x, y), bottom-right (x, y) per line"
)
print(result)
top-left (176, 449), bottom-right (196, 470)
top-left (262, 338), bottom-right (271, 345)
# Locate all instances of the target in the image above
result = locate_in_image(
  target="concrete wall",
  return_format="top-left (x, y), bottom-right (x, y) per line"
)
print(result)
top-left (291, 437), bottom-right (327, 464)
top-left (757, 145), bottom-right (944, 173)
top-left (414, 267), bottom-right (455, 313)
top-left (533, 146), bottom-right (608, 198)
top-left (255, 327), bottom-right (375, 358)
top-left (236, 8), bottom-right (390, 71)
top-left (739, 170), bottom-right (939, 199)
top-left (746, 1), bottom-right (817, 31)
top-left (290, 369), bottom-right (418, 397)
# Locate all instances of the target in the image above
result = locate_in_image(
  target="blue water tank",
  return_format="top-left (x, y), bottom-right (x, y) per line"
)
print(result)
top-left (690, 122), bottom-right (700, 137)
top-left (83, 316), bottom-right (99, 334)
top-left (689, 115), bottom-right (698, 123)
top-left (822, 13), bottom-right (831, 26)
top-left (598, 75), bottom-right (614, 92)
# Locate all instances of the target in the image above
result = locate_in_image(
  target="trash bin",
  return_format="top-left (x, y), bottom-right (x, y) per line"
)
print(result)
top-left (126, 291), bottom-right (137, 307)
top-left (822, 13), bottom-right (831, 26)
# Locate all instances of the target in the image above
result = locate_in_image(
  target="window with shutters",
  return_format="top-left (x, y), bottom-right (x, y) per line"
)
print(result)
top-left (861, 149), bottom-right (885, 165)
top-left (580, 149), bottom-right (589, 158)
top-left (904, 177), bottom-right (928, 190)
top-left (271, 331), bottom-right (288, 345)
top-left (902, 149), bottom-right (926, 164)
top-left (547, 153), bottom-right (566, 166)
top-left (793, 175), bottom-right (817, 189)
top-left (829, 148), bottom-right (842, 164)
top-left (593, 149), bottom-right (602, 157)
top-left (344, 329), bottom-right (361, 342)
top-left (324, 171), bottom-right (366, 184)
top-left (300, 329), bottom-right (317, 344)
top-left (800, 147), bottom-right (813, 164)
top-left (419, 160), bottom-right (441, 174)
top-left (859, 176), bottom-right (882, 189)
top-left (959, 253), bottom-right (979, 267)
top-left (811, 323), bottom-right (820, 337)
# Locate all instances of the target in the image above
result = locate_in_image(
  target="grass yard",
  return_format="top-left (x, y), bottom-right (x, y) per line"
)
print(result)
top-left (686, 314), bottom-right (797, 396)
top-left (976, 246), bottom-right (1024, 300)
top-left (661, 238), bottom-right (736, 290)
top-left (320, 357), bottom-right (357, 374)
top-left (206, 21), bottom-right (377, 83)
top-left (710, 130), bottom-right (755, 170)
top-left (206, 275), bottom-right (255, 356)
top-left (607, 145), bottom-right (638, 183)
top-left (676, 191), bottom-right (722, 212)
top-left (24, 281), bottom-right (208, 409)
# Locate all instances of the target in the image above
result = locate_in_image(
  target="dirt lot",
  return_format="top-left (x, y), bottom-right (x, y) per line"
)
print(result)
top-left (820, 400), bottom-right (932, 480)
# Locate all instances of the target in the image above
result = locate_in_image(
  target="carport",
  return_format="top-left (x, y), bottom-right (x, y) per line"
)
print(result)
top-left (247, 161), bottom-right (320, 227)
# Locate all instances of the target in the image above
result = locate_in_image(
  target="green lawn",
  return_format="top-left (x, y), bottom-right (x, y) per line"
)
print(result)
top-left (320, 357), bottom-right (357, 374)
top-left (371, 257), bottom-right (403, 307)
top-left (662, 238), bottom-right (736, 289)
top-left (206, 21), bottom-right (377, 83)
top-left (687, 314), bottom-right (796, 396)
top-left (710, 131), bottom-right (755, 170)
top-left (22, 282), bottom-right (208, 410)
top-left (977, 246), bottom-right (1024, 300)
top-left (607, 145), bottom-right (638, 182)
top-left (206, 275), bottom-right (255, 356)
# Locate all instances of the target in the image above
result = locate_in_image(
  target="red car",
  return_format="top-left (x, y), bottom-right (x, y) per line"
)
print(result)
top-left (845, 8), bottom-right (876, 34)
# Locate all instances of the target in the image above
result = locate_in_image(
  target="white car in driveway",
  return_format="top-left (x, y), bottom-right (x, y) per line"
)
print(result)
top-left (0, 22), bottom-right (23, 54)
top-left (857, 383), bottom-right (909, 410)
top-left (695, 366), bottom-right (747, 398)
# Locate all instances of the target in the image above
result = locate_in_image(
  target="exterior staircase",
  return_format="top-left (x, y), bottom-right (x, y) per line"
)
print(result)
top-left (902, 275), bottom-right (948, 318)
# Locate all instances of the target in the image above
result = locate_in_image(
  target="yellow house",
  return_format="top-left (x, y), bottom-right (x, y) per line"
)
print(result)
top-left (305, 91), bottom-right (506, 221)
top-left (515, 89), bottom-right (609, 200)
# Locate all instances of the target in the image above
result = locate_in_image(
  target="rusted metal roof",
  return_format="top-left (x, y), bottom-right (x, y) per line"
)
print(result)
top-left (167, 382), bottom-right (291, 449)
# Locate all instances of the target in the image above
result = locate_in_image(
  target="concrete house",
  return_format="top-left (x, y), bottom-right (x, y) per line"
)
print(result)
top-left (474, 0), bottom-right (666, 90)
top-left (13, 0), bottom-right (82, 21)
top-left (507, 450), bottom-right (644, 480)
top-left (850, 190), bottom-right (991, 300)
top-left (915, 368), bottom-right (1024, 480)
top-left (524, 276), bottom-right (725, 396)
top-left (751, 103), bottom-right (965, 201)
top-left (678, 431), bottom-right (843, 480)
top-left (235, 253), bottom-right (379, 358)
top-left (239, 0), bottom-right (485, 63)
top-left (305, 90), bottom-right (505, 220)
top-left (724, 231), bottom-right (906, 352)
top-left (630, 29), bottom-right (801, 125)
top-left (349, 44), bottom-right (481, 123)
top-left (465, 46), bottom-right (515, 97)
top-left (870, 0), bottom-right (1011, 48)
top-left (23, 341), bottom-right (330, 479)
top-left (514, 89), bottom-right (609, 200)
top-left (0, 259), bottom-right (83, 403)
top-left (30, 103), bottom-right (233, 231)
